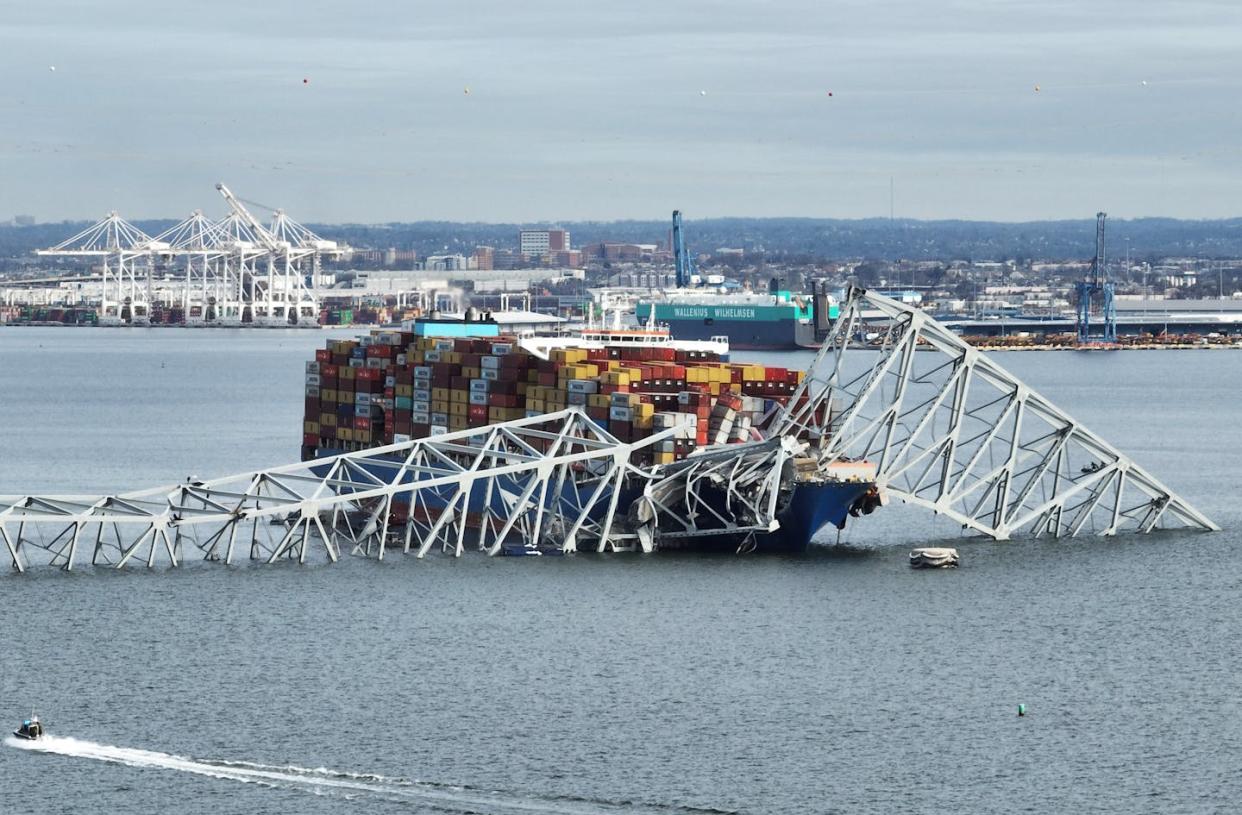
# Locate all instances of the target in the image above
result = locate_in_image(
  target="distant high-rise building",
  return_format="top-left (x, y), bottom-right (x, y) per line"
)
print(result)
top-left (519, 228), bottom-right (570, 259)
top-left (473, 246), bottom-right (495, 271)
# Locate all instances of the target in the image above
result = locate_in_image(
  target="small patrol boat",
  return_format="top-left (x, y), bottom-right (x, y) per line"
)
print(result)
top-left (13, 715), bottom-right (44, 741)
top-left (909, 547), bottom-right (959, 569)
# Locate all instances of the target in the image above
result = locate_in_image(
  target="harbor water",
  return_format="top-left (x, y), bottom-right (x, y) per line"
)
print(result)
top-left (1, 327), bottom-right (1240, 814)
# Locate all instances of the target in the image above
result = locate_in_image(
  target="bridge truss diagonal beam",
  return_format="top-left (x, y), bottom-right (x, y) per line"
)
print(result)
top-left (776, 287), bottom-right (1217, 540)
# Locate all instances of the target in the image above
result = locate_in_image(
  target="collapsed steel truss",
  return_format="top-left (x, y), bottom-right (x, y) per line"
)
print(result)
top-left (777, 288), bottom-right (1218, 539)
top-left (0, 288), bottom-right (1217, 572)
top-left (0, 410), bottom-right (796, 572)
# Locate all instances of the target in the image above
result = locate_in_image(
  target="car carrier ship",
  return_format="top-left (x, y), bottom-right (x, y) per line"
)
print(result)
top-left (300, 314), bottom-right (880, 553)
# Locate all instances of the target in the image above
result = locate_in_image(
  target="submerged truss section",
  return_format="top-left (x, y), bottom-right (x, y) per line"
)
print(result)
top-left (777, 288), bottom-right (1217, 539)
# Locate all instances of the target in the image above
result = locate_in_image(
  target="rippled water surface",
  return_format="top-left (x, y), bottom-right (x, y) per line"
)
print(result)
top-left (1, 327), bottom-right (1239, 814)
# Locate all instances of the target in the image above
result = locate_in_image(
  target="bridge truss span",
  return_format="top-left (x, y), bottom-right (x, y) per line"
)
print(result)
top-left (1, 409), bottom-right (785, 572)
top-left (778, 288), bottom-right (1218, 540)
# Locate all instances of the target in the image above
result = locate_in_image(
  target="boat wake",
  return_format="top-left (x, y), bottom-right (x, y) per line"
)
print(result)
top-left (5, 734), bottom-right (733, 815)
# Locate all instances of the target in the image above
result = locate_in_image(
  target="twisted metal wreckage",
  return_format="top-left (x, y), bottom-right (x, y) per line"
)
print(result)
top-left (0, 289), bottom-right (1216, 572)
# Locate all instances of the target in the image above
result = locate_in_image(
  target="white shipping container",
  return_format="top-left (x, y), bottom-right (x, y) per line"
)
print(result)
top-left (567, 379), bottom-right (599, 394)
top-left (481, 368), bottom-right (499, 381)
top-left (469, 379), bottom-right (490, 392)
top-left (429, 425), bottom-right (448, 436)
top-left (413, 400), bottom-right (431, 413)
top-left (424, 350), bottom-right (442, 362)
top-left (305, 361), bottom-right (320, 374)
top-left (491, 343), bottom-right (513, 355)
top-left (568, 392), bottom-right (588, 405)
top-left (481, 356), bottom-right (500, 369)
top-left (393, 433), bottom-right (412, 444)
top-left (469, 391), bottom-right (489, 406)
top-left (412, 411), bottom-right (430, 424)
top-left (305, 385), bottom-right (320, 397)
top-left (414, 366), bottom-right (433, 377)
top-left (609, 406), bottom-right (632, 422)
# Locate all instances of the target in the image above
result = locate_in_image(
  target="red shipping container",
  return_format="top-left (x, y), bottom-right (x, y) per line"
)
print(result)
top-left (303, 433), bottom-right (318, 446)
top-left (315, 349), bottom-right (331, 363)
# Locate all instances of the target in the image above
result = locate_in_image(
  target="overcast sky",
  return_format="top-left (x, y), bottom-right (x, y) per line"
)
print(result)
top-left (2, 1), bottom-right (1240, 223)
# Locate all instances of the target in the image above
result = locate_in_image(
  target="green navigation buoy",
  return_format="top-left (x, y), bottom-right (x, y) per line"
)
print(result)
top-left (1017, 704), bottom-right (1026, 717)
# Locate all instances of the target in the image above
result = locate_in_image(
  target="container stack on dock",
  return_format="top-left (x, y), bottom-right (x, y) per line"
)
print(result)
top-left (302, 330), bottom-right (807, 464)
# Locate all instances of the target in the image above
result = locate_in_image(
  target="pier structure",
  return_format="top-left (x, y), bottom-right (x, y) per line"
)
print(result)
top-left (0, 289), bottom-right (1218, 572)
top-left (29, 184), bottom-right (348, 327)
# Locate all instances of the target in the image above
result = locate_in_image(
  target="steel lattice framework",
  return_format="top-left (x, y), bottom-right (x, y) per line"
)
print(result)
top-left (0, 289), bottom-right (1217, 573)
top-left (777, 288), bottom-right (1217, 539)
top-left (29, 185), bottom-right (347, 327)
top-left (1, 410), bottom-right (801, 572)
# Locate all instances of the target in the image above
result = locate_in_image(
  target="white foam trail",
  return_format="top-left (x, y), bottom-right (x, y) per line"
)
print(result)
top-left (3, 734), bottom-right (625, 814)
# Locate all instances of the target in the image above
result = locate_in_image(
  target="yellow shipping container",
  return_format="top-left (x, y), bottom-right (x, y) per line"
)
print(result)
top-left (304, 421), bottom-right (319, 434)
top-left (320, 389), bottom-right (336, 403)
top-left (655, 451), bottom-right (675, 465)
top-left (635, 416), bottom-right (653, 430)
top-left (635, 403), bottom-right (655, 419)
top-left (551, 348), bottom-right (588, 365)
top-left (589, 394), bottom-right (610, 408)
top-left (450, 402), bottom-right (468, 417)
top-left (451, 390), bottom-right (468, 404)
top-left (528, 399), bottom-right (545, 412)
top-left (432, 399), bottom-right (449, 414)
top-left (449, 417), bottom-right (467, 430)
top-left (395, 384), bottom-right (412, 397)
top-left (340, 366), bottom-right (356, 380)
top-left (462, 366), bottom-right (480, 378)
top-left (432, 387), bottom-right (450, 401)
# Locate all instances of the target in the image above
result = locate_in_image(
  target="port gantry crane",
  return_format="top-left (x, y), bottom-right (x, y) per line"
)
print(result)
top-left (0, 290), bottom-right (1218, 573)
top-left (1075, 212), bottom-right (1117, 346)
top-left (672, 210), bottom-right (695, 288)
top-left (29, 185), bottom-right (346, 327)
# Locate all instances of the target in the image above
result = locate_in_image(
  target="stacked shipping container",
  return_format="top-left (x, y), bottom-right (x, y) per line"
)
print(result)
top-left (302, 331), bottom-right (808, 466)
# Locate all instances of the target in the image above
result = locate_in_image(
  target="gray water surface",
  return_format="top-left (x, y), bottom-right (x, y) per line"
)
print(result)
top-left (1, 328), bottom-right (1239, 814)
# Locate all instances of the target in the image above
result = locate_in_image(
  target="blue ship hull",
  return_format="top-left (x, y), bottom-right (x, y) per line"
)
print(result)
top-left (313, 448), bottom-right (874, 554)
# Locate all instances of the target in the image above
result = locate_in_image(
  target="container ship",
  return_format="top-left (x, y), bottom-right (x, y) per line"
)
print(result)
top-left (300, 317), bottom-right (879, 553)
top-left (634, 289), bottom-right (839, 351)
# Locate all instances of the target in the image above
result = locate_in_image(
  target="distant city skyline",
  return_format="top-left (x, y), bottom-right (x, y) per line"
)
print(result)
top-left (3, 1), bottom-right (1242, 223)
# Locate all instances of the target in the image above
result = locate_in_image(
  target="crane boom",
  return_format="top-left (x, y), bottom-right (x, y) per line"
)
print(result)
top-left (216, 183), bottom-right (281, 250)
top-left (672, 210), bottom-right (695, 288)
top-left (1091, 211), bottom-right (1107, 287)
